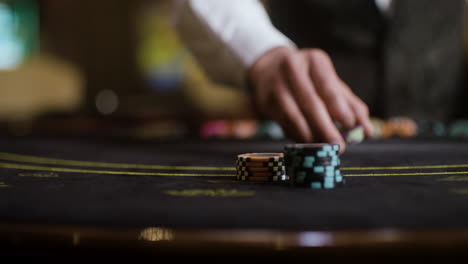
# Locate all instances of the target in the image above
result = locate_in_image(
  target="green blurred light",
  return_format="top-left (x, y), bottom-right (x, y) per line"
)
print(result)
top-left (0, 0), bottom-right (39, 70)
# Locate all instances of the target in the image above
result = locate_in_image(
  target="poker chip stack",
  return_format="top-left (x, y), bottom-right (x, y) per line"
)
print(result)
top-left (449, 120), bottom-right (468, 138)
top-left (285, 143), bottom-right (343, 189)
top-left (236, 153), bottom-right (287, 182)
top-left (416, 120), bottom-right (447, 138)
top-left (388, 117), bottom-right (418, 138)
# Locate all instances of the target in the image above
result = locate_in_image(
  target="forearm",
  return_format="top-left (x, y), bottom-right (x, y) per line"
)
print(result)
top-left (172, 0), bottom-right (295, 89)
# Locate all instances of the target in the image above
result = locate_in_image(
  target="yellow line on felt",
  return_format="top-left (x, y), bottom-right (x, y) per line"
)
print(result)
top-left (1, 161), bottom-right (468, 178)
top-left (344, 171), bottom-right (468, 177)
top-left (0, 162), bottom-right (235, 177)
top-left (0, 152), bottom-right (235, 171)
top-left (342, 164), bottom-right (468, 171)
top-left (2, 152), bottom-right (468, 173)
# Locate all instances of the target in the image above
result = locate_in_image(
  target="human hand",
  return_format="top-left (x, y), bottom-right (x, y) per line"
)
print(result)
top-left (248, 46), bottom-right (373, 153)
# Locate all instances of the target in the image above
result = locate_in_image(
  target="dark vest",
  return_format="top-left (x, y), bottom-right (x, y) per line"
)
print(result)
top-left (267, 0), bottom-right (465, 121)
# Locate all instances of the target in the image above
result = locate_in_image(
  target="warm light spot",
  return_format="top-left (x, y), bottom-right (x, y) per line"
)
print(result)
top-left (139, 227), bottom-right (174, 242)
top-left (72, 232), bottom-right (80, 246)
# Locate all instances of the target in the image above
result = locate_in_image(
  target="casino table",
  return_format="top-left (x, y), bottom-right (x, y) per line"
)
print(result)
top-left (1, 133), bottom-right (468, 261)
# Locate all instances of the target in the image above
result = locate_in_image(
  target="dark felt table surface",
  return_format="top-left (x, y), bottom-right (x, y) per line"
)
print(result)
top-left (1, 135), bottom-right (468, 231)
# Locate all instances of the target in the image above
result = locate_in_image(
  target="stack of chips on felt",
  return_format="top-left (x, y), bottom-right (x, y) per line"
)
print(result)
top-left (285, 143), bottom-right (343, 189)
top-left (236, 153), bottom-right (287, 182)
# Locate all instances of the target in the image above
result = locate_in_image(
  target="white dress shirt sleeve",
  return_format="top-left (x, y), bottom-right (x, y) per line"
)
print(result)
top-left (172, 0), bottom-right (295, 89)
top-left (172, 0), bottom-right (393, 89)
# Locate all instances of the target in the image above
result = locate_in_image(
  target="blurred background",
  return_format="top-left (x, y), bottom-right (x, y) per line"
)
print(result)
top-left (0, 0), bottom-right (273, 141)
top-left (0, 0), bottom-right (467, 141)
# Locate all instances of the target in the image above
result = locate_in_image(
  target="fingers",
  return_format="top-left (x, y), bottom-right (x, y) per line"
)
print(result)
top-left (342, 84), bottom-right (374, 137)
top-left (306, 49), bottom-right (373, 139)
top-left (281, 52), bottom-right (346, 151)
top-left (249, 46), bottom-right (372, 153)
top-left (272, 77), bottom-right (314, 143)
top-left (306, 49), bottom-right (356, 130)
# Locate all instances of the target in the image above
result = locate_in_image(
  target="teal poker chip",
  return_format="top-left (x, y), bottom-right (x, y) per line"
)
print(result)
top-left (310, 182), bottom-right (322, 189)
top-left (335, 175), bottom-right (343, 183)
top-left (284, 143), bottom-right (340, 155)
top-left (449, 120), bottom-right (468, 138)
top-left (417, 120), bottom-right (447, 137)
top-left (300, 156), bottom-right (340, 168)
top-left (291, 166), bottom-right (339, 175)
top-left (323, 180), bottom-right (335, 189)
top-left (286, 154), bottom-right (340, 168)
top-left (284, 143), bottom-right (344, 189)
top-left (286, 149), bottom-right (339, 158)
top-left (289, 169), bottom-right (344, 189)
top-left (295, 170), bottom-right (307, 184)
